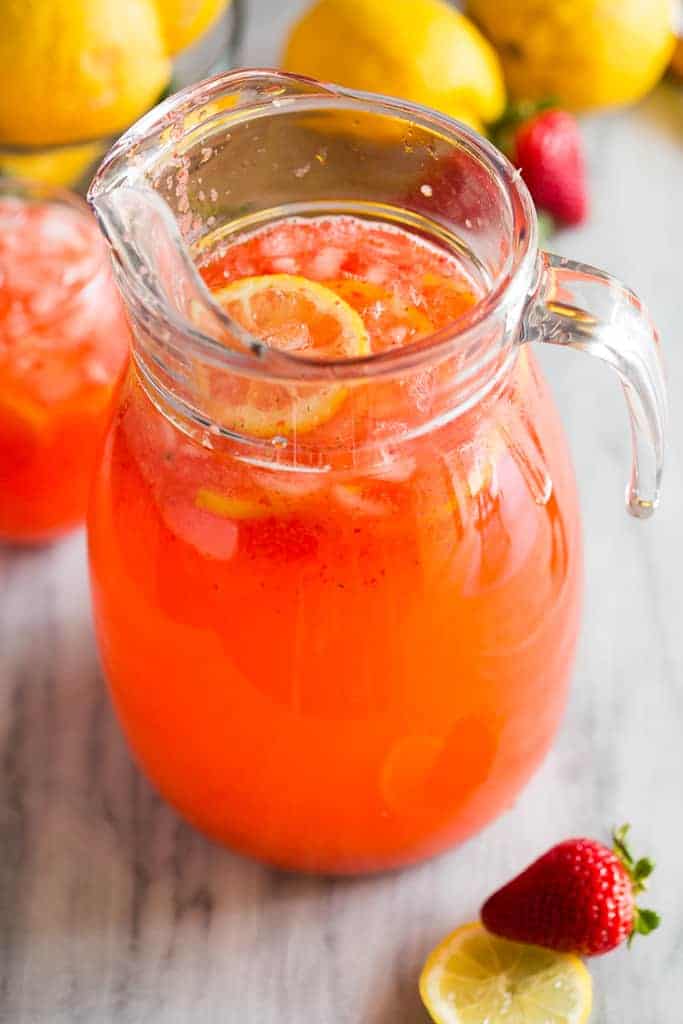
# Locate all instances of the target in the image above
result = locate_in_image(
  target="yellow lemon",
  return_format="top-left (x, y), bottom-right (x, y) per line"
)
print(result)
top-left (282, 0), bottom-right (506, 134)
top-left (467, 0), bottom-right (676, 111)
top-left (0, 142), bottom-right (105, 188)
top-left (420, 922), bottom-right (593, 1024)
top-left (155, 0), bottom-right (229, 56)
top-left (0, 0), bottom-right (170, 147)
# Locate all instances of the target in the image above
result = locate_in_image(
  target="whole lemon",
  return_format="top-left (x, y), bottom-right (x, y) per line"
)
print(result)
top-left (282, 0), bottom-right (506, 134)
top-left (467, 0), bottom-right (675, 111)
top-left (0, 0), bottom-right (170, 146)
top-left (155, 0), bottom-right (229, 56)
top-left (0, 143), bottom-right (105, 188)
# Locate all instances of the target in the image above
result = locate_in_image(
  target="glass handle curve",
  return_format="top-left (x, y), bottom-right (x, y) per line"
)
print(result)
top-left (521, 251), bottom-right (667, 518)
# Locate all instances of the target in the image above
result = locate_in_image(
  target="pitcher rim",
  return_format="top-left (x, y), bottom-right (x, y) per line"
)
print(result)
top-left (88, 68), bottom-right (538, 383)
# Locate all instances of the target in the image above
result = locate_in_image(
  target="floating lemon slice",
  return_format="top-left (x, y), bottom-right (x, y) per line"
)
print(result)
top-left (195, 487), bottom-right (275, 520)
top-left (209, 274), bottom-right (371, 438)
top-left (420, 922), bottom-right (592, 1024)
top-left (214, 274), bottom-right (371, 360)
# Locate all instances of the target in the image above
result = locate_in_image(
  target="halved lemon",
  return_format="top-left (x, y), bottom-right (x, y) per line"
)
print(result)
top-left (208, 274), bottom-right (371, 438)
top-left (420, 922), bottom-right (592, 1024)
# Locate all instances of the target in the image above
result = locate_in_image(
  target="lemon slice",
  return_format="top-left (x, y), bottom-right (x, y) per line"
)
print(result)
top-left (420, 923), bottom-right (592, 1024)
top-left (214, 274), bottom-right (371, 360)
top-left (208, 274), bottom-right (371, 438)
top-left (195, 487), bottom-right (275, 520)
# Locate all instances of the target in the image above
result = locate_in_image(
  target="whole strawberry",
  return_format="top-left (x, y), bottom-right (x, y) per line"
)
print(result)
top-left (492, 105), bottom-right (588, 227)
top-left (513, 108), bottom-right (588, 226)
top-left (481, 825), bottom-right (660, 956)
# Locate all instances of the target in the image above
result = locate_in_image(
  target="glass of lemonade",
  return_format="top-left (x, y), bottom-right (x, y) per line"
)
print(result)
top-left (86, 70), bottom-right (665, 873)
top-left (0, 180), bottom-right (130, 543)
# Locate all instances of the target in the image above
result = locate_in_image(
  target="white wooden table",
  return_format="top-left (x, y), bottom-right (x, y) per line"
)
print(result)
top-left (2, 4), bottom-right (683, 1021)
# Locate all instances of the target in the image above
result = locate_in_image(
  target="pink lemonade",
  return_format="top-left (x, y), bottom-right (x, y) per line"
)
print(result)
top-left (89, 213), bottom-right (583, 872)
top-left (0, 190), bottom-right (130, 542)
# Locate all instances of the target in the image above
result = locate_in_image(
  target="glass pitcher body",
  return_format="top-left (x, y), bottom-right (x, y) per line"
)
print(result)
top-left (90, 347), bottom-right (581, 871)
top-left (87, 70), bottom-right (665, 873)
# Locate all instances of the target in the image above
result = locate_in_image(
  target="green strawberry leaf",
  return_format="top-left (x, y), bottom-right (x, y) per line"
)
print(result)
top-left (536, 210), bottom-right (556, 245)
top-left (612, 824), bottom-right (658, 905)
top-left (634, 857), bottom-right (655, 884)
top-left (488, 97), bottom-right (558, 157)
top-left (632, 907), bottom-right (661, 941)
top-left (612, 823), bottom-right (634, 869)
top-left (638, 909), bottom-right (661, 931)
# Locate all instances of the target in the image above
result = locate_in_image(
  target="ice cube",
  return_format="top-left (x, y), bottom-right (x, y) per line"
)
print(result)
top-left (387, 325), bottom-right (409, 347)
top-left (370, 454), bottom-right (416, 482)
top-left (260, 229), bottom-right (300, 258)
top-left (310, 246), bottom-right (344, 280)
top-left (251, 468), bottom-right (323, 497)
top-left (365, 262), bottom-right (390, 285)
top-left (270, 256), bottom-right (298, 273)
top-left (333, 483), bottom-right (388, 517)
top-left (84, 358), bottom-right (111, 384)
top-left (36, 206), bottom-right (85, 252)
top-left (27, 284), bottom-right (63, 320)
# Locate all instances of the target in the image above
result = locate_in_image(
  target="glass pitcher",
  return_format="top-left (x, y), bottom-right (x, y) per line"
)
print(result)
top-left (87, 70), bottom-right (665, 874)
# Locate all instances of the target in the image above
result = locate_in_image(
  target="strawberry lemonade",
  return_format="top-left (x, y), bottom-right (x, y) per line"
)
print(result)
top-left (0, 185), bottom-right (130, 542)
top-left (89, 215), bottom-right (582, 872)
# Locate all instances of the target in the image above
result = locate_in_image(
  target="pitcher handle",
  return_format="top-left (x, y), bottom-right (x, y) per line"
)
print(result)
top-left (522, 251), bottom-right (667, 518)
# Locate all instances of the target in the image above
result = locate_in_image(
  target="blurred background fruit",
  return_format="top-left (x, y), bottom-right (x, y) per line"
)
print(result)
top-left (156, 0), bottom-right (229, 55)
top-left (492, 104), bottom-right (588, 228)
top-left (466, 0), bottom-right (676, 111)
top-left (0, 0), bottom-right (240, 187)
top-left (0, 143), bottom-right (106, 190)
top-left (282, 0), bottom-right (506, 135)
top-left (0, 0), bottom-right (170, 146)
top-left (2, 0), bottom-right (677, 208)
top-left (670, 32), bottom-right (683, 79)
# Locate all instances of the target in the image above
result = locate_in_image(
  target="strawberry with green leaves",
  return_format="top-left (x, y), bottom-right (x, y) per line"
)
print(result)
top-left (492, 103), bottom-right (589, 229)
top-left (481, 825), bottom-right (660, 956)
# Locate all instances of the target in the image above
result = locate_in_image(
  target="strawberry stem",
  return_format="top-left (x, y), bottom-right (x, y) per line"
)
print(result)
top-left (489, 98), bottom-right (559, 141)
top-left (612, 824), bottom-right (661, 944)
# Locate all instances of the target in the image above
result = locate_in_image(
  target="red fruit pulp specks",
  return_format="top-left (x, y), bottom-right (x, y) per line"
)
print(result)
top-left (481, 838), bottom-right (636, 956)
top-left (242, 515), bottom-right (322, 562)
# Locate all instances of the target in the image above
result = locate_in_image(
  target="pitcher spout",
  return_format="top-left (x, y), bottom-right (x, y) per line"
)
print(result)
top-left (86, 69), bottom-right (350, 369)
top-left (88, 183), bottom-right (249, 357)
